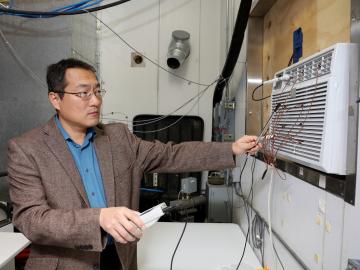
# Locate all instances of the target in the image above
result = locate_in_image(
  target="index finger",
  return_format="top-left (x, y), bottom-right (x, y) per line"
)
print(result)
top-left (244, 135), bottom-right (257, 143)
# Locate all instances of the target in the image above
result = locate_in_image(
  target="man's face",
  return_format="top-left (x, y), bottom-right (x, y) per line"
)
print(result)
top-left (49, 68), bottom-right (102, 132)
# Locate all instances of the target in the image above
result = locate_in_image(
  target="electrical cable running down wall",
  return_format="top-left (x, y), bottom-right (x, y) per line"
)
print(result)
top-left (212, 0), bottom-right (252, 107)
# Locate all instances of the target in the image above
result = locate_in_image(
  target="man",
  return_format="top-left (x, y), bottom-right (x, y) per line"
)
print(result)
top-left (7, 58), bottom-right (260, 270)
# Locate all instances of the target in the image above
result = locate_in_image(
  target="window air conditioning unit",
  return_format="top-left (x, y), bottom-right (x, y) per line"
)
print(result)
top-left (270, 43), bottom-right (359, 175)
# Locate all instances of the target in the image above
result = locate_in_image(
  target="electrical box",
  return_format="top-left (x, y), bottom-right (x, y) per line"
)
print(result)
top-left (207, 183), bottom-right (231, 223)
top-left (270, 43), bottom-right (359, 175)
top-left (181, 177), bottom-right (197, 194)
top-left (347, 259), bottom-right (360, 270)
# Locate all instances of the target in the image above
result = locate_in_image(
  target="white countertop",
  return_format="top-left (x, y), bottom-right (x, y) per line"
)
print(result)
top-left (0, 232), bottom-right (30, 268)
top-left (137, 222), bottom-right (261, 270)
top-left (0, 222), bottom-right (261, 270)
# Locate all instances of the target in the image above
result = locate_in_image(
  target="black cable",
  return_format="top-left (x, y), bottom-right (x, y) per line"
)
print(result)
top-left (234, 156), bottom-right (257, 270)
top-left (248, 158), bottom-right (256, 202)
top-left (261, 228), bottom-right (265, 267)
top-left (236, 220), bottom-right (250, 270)
top-left (264, 226), bottom-right (285, 270)
top-left (170, 221), bottom-right (188, 270)
top-left (232, 156), bottom-right (250, 270)
top-left (252, 214), bottom-right (272, 268)
top-left (287, 54), bottom-right (294, 67)
top-left (261, 165), bottom-right (268, 180)
top-left (246, 205), bottom-right (286, 270)
top-left (247, 201), bottom-right (309, 269)
top-left (251, 215), bottom-right (264, 250)
top-left (255, 102), bottom-right (282, 146)
top-left (260, 103), bottom-right (282, 136)
top-left (252, 65), bottom-right (294, 103)
top-left (232, 155), bottom-right (249, 270)
top-left (273, 242), bottom-right (286, 270)
top-left (254, 215), bottom-right (264, 267)
top-left (251, 216), bottom-right (257, 248)
top-left (234, 155), bottom-right (248, 197)
top-left (213, 0), bottom-right (252, 106)
top-left (0, 171), bottom-right (7, 177)
top-left (251, 83), bottom-right (271, 102)
top-left (0, 0), bottom-right (130, 16)
top-left (231, 104), bottom-right (282, 270)
top-left (235, 191), bottom-right (250, 270)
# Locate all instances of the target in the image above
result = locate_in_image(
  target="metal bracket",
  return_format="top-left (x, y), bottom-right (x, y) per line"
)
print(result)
top-left (224, 102), bottom-right (236, 110)
top-left (223, 134), bottom-right (234, 141)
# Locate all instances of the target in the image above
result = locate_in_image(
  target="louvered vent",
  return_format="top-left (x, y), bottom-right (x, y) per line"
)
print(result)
top-left (287, 50), bottom-right (333, 84)
top-left (271, 82), bottom-right (327, 162)
top-left (269, 43), bottom-right (358, 175)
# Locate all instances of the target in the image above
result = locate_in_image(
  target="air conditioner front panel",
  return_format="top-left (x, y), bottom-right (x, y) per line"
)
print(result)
top-left (271, 80), bottom-right (328, 169)
top-left (269, 43), bottom-right (358, 175)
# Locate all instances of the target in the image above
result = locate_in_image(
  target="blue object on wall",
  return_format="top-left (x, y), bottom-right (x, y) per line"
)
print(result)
top-left (293, 27), bottom-right (303, 63)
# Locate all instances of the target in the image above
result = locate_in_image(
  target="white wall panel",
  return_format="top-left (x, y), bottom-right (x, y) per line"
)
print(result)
top-left (99, 0), bottom-right (159, 124)
top-left (158, 0), bottom-right (201, 117)
top-left (99, 0), bottom-right (223, 143)
top-left (232, 155), bottom-right (354, 270)
top-left (322, 192), bottom-right (344, 270)
top-left (198, 0), bottom-right (223, 141)
top-left (233, 157), bottom-right (335, 270)
top-left (342, 178), bottom-right (360, 269)
top-left (269, 172), bottom-right (325, 270)
top-left (98, 0), bottom-right (225, 192)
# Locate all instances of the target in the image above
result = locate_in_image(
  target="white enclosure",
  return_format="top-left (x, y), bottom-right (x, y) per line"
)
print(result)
top-left (271, 43), bottom-right (359, 175)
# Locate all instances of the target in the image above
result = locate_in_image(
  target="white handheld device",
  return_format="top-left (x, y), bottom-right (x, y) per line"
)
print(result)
top-left (139, 202), bottom-right (167, 228)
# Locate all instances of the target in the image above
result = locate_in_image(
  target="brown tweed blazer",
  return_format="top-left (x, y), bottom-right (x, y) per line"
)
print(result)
top-left (7, 117), bottom-right (235, 270)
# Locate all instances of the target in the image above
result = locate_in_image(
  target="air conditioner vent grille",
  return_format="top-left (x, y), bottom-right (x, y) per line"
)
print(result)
top-left (271, 82), bottom-right (328, 162)
top-left (287, 50), bottom-right (333, 84)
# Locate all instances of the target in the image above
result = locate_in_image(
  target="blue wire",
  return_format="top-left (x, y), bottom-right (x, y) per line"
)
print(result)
top-left (2, 0), bottom-right (102, 18)
top-left (51, 0), bottom-right (93, 12)
top-left (140, 188), bottom-right (164, 193)
top-left (72, 0), bottom-right (102, 11)
top-left (1, 1), bottom-right (88, 17)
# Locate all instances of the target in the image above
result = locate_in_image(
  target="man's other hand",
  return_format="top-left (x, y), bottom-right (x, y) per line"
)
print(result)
top-left (232, 135), bottom-right (261, 156)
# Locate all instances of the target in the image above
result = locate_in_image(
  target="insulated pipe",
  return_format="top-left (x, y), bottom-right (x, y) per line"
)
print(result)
top-left (212, 0), bottom-right (252, 107)
top-left (169, 195), bottom-right (206, 210)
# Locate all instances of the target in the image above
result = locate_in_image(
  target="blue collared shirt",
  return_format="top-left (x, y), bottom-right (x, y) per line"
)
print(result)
top-left (55, 115), bottom-right (107, 209)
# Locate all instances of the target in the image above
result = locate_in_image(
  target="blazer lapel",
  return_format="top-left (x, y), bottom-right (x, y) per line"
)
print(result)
top-left (42, 118), bottom-right (90, 207)
top-left (93, 129), bottom-right (115, 207)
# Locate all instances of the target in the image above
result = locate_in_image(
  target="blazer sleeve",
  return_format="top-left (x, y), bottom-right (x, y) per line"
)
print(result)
top-left (7, 139), bottom-right (106, 252)
top-left (119, 125), bottom-right (236, 173)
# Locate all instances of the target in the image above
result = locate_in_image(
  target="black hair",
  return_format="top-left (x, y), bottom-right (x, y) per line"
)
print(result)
top-left (46, 58), bottom-right (96, 98)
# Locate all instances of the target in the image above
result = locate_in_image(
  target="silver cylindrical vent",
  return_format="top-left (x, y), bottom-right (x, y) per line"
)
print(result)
top-left (167, 30), bottom-right (190, 69)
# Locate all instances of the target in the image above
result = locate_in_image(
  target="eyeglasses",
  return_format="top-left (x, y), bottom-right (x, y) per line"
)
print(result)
top-left (53, 88), bottom-right (106, 101)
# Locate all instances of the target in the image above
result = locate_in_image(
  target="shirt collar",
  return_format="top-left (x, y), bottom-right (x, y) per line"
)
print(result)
top-left (54, 115), bottom-right (96, 146)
